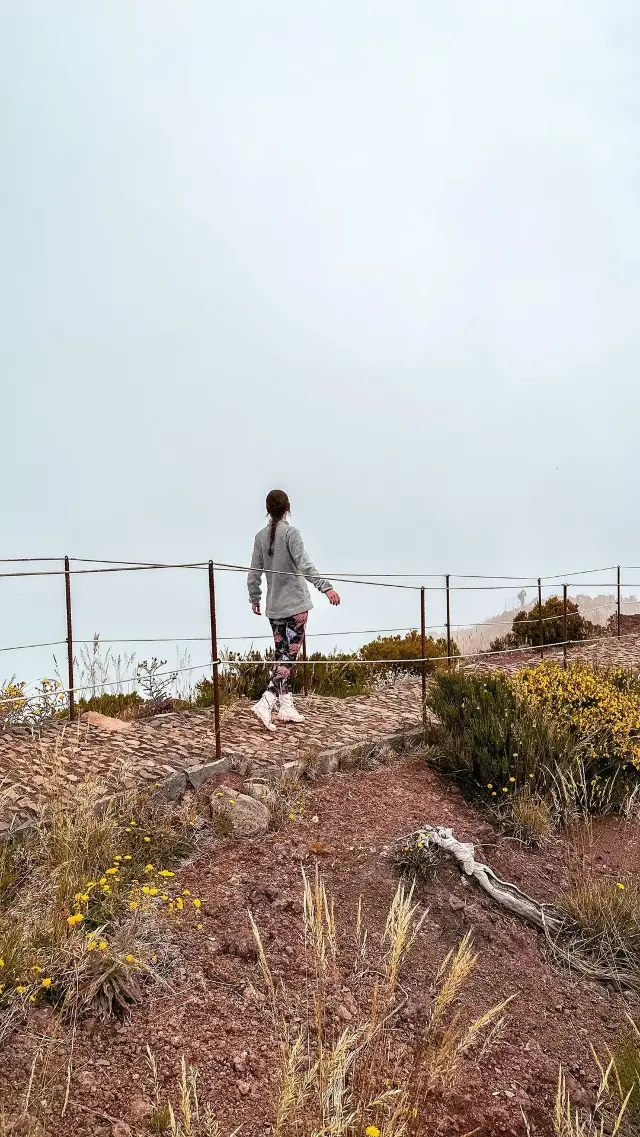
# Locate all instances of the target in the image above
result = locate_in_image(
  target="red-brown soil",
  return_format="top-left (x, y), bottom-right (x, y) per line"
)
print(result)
top-left (1, 758), bottom-right (639, 1137)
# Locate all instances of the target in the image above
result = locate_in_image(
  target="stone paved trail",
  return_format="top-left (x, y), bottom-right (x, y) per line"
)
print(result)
top-left (2, 631), bottom-right (640, 834)
top-left (0, 679), bottom-right (423, 831)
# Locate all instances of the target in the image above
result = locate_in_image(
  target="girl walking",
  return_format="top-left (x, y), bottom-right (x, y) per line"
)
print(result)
top-left (247, 489), bottom-right (340, 732)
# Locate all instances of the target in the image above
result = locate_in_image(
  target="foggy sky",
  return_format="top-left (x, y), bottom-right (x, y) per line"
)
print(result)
top-left (1, 1), bottom-right (639, 687)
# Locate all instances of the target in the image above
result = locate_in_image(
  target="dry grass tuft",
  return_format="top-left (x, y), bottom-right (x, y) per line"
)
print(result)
top-left (510, 789), bottom-right (553, 846)
top-left (144, 1047), bottom-right (240, 1136)
top-left (560, 877), bottom-right (640, 987)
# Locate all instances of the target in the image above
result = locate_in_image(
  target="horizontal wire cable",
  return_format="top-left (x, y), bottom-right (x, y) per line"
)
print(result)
top-left (5, 626), bottom-right (640, 706)
top-left (1, 557), bottom-right (637, 591)
top-left (69, 556), bottom-right (627, 583)
top-left (0, 640), bottom-right (68, 654)
top-left (0, 557), bottom-right (64, 564)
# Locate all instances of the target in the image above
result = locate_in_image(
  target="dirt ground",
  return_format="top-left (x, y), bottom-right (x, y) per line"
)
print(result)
top-left (1, 756), bottom-right (639, 1137)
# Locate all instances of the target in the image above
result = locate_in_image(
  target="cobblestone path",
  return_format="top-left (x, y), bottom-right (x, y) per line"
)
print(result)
top-left (0, 680), bottom-right (423, 831)
top-left (2, 631), bottom-right (640, 833)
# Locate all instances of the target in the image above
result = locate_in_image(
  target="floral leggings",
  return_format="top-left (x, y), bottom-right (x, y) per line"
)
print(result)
top-left (267, 612), bottom-right (308, 697)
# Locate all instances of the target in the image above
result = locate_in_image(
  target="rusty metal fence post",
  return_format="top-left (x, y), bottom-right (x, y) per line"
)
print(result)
top-left (538, 577), bottom-right (544, 660)
top-left (563, 583), bottom-right (568, 669)
top-left (420, 586), bottom-right (427, 735)
top-left (445, 574), bottom-right (452, 669)
top-left (208, 561), bottom-right (222, 759)
top-left (302, 633), bottom-right (308, 697)
top-left (64, 555), bottom-right (75, 721)
top-left (617, 566), bottom-right (621, 637)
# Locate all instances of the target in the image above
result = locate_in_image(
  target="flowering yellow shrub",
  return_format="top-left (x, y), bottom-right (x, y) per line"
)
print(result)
top-left (512, 662), bottom-right (640, 772)
top-left (0, 680), bottom-right (27, 726)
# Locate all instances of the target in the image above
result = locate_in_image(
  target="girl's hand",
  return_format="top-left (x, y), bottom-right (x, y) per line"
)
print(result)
top-left (252, 603), bottom-right (261, 615)
top-left (326, 590), bottom-right (341, 606)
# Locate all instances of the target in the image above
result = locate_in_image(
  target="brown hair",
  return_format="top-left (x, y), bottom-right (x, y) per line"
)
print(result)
top-left (266, 489), bottom-right (290, 556)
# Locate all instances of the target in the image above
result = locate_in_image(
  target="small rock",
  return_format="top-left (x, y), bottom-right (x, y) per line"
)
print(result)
top-left (237, 1080), bottom-right (251, 1097)
top-left (337, 1003), bottom-right (353, 1022)
top-left (111, 1124), bottom-right (131, 1137)
top-left (156, 771), bottom-right (187, 802)
top-left (82, 711), bottom-right (132, 734)
top-left (210, 786), bottom-right (270, 837)
top-left (128, 1099), bottom-right (152, 1123)
top-left (187, 757), bottom-right (230, 790)
top-left (243, 982), bottom-right (266, 1008)
top-left (448, 894), bottom-right (465, 911)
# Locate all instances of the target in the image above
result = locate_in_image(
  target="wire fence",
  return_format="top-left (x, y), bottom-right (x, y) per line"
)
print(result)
top-left (0, 556), bottom-right (637, 754)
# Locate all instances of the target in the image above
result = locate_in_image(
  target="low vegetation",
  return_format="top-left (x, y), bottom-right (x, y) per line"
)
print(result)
top-left (2, 629), bottom-right (461, 727)
top-left (426, 663), bottom-right (640, 834)
top-left (489, 595), bottom-right (602, 652)
top-left (0, 772), bottom-right (201, 1038)
top-left (560, 876), bottom-right (640, 987)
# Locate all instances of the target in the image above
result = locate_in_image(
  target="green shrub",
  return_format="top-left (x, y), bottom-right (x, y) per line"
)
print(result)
top-left (426, 670), bottom-right (578, 800)
top-left (76, 691), bottom-right (143, 719)
top-left (490, 595), bottom-right (602, 651)
top-left (359, 630), bottom-right (458, 674)
top-left (194, 647), bottom-right (372, 704)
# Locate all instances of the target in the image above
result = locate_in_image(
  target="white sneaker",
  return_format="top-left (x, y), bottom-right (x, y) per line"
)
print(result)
top-left (278, 692), bottom-right (305, 723)
top-left (252, 690), bottom-right (277, 732)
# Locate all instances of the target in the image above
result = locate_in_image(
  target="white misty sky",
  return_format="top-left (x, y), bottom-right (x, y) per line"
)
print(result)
top-left (1, 1), bottom-right (639, 687)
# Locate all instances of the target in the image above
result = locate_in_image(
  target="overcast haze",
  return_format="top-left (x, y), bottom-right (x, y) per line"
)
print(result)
top-left (1, 1), bottom-right (640, 685)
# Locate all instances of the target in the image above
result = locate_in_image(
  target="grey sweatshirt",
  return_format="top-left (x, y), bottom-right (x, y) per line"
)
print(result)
top-left (247, 521), bottom-right (333, 620)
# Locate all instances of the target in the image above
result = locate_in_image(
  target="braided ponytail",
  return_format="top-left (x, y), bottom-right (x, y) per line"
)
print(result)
top-left (266, 489), bottom-right (291, 556)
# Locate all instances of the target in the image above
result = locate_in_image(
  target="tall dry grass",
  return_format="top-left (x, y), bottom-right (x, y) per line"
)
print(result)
top-left (249, 868), bottom-right (511, 1137)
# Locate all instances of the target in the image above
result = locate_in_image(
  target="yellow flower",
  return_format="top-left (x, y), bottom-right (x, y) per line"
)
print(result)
top-left (31, 965), bottom-right (42, 975)
top-left (491, 792), bottom-right (497, 797)
top-left (106, 867), bottom-right (118, 876)
top-left (40, 978), bottom-right (52, 988)
top-left (617, 883), bottom-right (625, 890)
top-left (99, 877), bottom-right (107, 885)
top-left (502, 787), bottom-right (508, 793)
top-left (149, 887), bottom-right (158, 896)
top-left (145, 864), bottom-right (155, 873)
top-left (365, 1127), bottom-right (381, 1137)
top-left (123, 855), bottom-right (132, 860)
top-left (67, 913), bottom-right (84, 927)
top-left (158, 870), bottom-right (174, 878)
top-left (509, 777), bottom-right (516, 783)
top-left (87, 942), bottom-right (97, 951)
top-left (16, 986), bottom-right (27, 994)
top-left (487, 784), bottom-right (493, 789)
top-left (98, 941), bottom-right (108, 951)
top-left (183, 889), bottom-right (191, 896)
top-left (0, 959), bottom-right (4, 968)
top-left (114, 855), bottom-right (122, 861)
top-left (129, 901), bottom-right (138, 910)
top-left (143, 837), bottom-right (151, 842)
top-left (512, 752), bottom-right (519, 757)
top-left (176, 897), bottom-right (184, 910)
top-left (192, 899), bottom-right (201, 909)
top-left (125, 954), bottom-right (135, 963)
